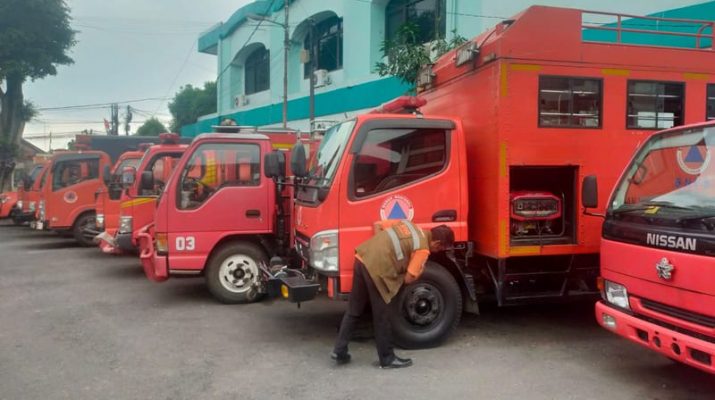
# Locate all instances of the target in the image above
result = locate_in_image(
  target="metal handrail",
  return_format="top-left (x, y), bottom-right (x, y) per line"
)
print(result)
top-left (581, 9), bottom-right (714, 49)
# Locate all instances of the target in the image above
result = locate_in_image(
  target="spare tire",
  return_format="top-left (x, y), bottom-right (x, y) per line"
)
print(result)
top-left (390, 261), bottom-right (462, 349)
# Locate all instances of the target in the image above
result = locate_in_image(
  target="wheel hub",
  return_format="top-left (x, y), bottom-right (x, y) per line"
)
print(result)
top-left (404, 285), bottom-right (442, 326)
top-left (219, 255), bottom-right (258, 294)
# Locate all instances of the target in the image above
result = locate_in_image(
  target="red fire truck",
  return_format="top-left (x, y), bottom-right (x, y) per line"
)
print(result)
top-left (270, 6), bottom-right (715, 348)
top-left (137, 128), bottom-right (297, 303)
top-left (35, 148), bottom-right (112, 246)
top-left (584, 121), bottom-right (715, 374)
top-left (100, 133), bottom-right (189, 254)
top-left (93, 148), bottom-right (146, 253)
top-left (9, 162), bottom-right (48, 225)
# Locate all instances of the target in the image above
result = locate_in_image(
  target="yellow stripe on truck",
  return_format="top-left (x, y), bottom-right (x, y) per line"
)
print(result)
top-left (120, 197), bottom-right (156, 208)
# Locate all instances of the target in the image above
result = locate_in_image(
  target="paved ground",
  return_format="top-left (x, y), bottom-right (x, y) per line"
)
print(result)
top-left (0, 221), bottom-right (713, 400)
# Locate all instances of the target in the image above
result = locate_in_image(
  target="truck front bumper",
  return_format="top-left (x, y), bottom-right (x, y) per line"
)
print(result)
top-left (596, 301), bottom-right (715, 374)
top-left (95, 230), bottom-right (121, 254)
top-left (137, 230), bottom-right (168, 282)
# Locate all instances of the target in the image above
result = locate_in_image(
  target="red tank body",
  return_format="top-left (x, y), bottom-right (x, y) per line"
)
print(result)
top-left (280, 6), bottom-right (715, 348)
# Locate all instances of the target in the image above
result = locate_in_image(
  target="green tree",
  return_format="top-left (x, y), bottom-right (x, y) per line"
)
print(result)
top-left (375, 23), bottom-right (467, 91)
top-left (168, 81), bottom-right (217, 132)
top-left (0, 0), bottom-right (76, 191)
top-left (135, 117), bottom-right (168, 136)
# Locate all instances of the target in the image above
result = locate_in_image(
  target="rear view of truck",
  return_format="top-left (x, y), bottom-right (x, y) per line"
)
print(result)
top-left (589, 122), bottom-right (715, 374)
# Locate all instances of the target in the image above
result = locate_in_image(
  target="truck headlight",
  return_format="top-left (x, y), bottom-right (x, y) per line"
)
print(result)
top-left (16, 200), bottom-right (23, 210)
top-left (96, 214), bottom-right (105, 230)
top-left (0, 195), bottom-right (6, 204)
top-left (155, 232), bottom-right (168, 254)
top-left (29, 201), bottom-right (36, 212)
top-left (604, 280), bottom-right (630, 310)
top-left (310, 229), bottom-right (339, 272)
top-left (119, 216), bottom-right (133, 234)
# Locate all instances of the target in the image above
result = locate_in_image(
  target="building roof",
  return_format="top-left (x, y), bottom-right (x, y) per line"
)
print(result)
top-left (20, 139), bottom-right (45, 156)
top-left (199, 0), bottom-right (291, 54)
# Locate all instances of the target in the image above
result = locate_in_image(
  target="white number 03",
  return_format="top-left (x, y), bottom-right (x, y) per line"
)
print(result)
top-left (175, 236), bottom-right (196, 251)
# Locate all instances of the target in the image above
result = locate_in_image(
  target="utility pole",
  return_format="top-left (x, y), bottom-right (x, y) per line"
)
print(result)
top-left (308, 20), bottom-right (316, 130)
top-left (282, 1), bottom-right (289, 128)
top-left (110, 103), bottom-right (120, 135)
top-left (124, 105), bottom-right (133, 135)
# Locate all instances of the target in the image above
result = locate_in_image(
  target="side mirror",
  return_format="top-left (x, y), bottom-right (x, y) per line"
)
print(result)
top-left (108, 185), bottom-right (123, 201)
top-left (264, 151), bottom-right (286, 179)
top-left (102, 165), bottom-right (112, 186)
top-left (290, 144), bottom-right (308, 178)
top-left (121, 166), bottom-right (136, 187)
top-left (140, 171), bottom-right (154, 192)
top-left (581, 175), bottom-right (599, 209)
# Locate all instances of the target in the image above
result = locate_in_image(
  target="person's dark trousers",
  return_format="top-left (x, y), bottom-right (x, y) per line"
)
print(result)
top-left (333, 259), bottom-right (395, 365)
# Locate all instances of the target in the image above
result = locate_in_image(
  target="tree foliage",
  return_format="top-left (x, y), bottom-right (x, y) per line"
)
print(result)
top-left (375, 23), bottom-right (467, 91)
top-left (135, 117), bottom-right (168, 137)
top-left (168, 81), bottom-right (217, 133)
top-left (0, 0), bottom-right (76, 191)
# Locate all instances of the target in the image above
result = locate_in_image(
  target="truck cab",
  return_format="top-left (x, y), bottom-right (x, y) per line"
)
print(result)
top-left (588, 121), bottom-right (715, 374)
top-left (108, 134), bottom-right (188, 254)
top-left (94, 148), bottom-right (145, 253)
top-left (139, 130), bottom-right (297, 303)
top-left (35, 150), bottom-right (112, 246)
top-left (278, 108), bottom-right (468, 348)
top-left (11, 163), bottom-right (48, 225)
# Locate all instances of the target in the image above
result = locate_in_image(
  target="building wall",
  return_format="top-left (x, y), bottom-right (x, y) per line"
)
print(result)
top-left (184, 0), bottom-right (714, 136)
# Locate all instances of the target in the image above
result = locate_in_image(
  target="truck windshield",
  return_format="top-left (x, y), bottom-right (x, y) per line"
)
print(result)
top-left (307, 120), bottom-right (356, 184)
top-left (610, 126), bottom-right (715, 217)
top-left (114, 157), bottom-right (141, 174)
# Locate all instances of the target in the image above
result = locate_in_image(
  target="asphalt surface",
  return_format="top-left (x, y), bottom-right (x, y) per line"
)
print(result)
top-left (1, 220), bottom-right (713, 400)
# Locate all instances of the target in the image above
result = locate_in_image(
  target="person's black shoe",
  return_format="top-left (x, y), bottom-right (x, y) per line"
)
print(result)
top-left (330, 351), bottom-right (351, 365)
top-left (380, 356), bottom-right (413, 369)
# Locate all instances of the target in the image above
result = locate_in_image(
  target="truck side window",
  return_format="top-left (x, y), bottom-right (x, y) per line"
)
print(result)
top-left (178, 143), bottom-right (260, 210)
top-left (539, 76), bottom-right (602, 128)
top-left (707, 84), bottom-right (715, 121)
top-left (352, 128), bottom-right (447, 198)
top-left (52, 159), bottom-right (99, 191)
top-left (627, 80), bottom-right (684, 129)
top-left (140, 155), bottom-right (182, 196)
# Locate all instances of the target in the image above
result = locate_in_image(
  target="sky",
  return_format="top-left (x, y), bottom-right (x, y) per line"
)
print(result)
top-left (23, 0), bottom-right (252, 151)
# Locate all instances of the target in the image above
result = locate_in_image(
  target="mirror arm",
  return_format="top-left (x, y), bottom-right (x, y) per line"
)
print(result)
top-left (582, 208), bottom-right (605, 218)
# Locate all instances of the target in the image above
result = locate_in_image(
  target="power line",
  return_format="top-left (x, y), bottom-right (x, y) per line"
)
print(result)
top-left (152, 41), bottom-right (197, 117)
top-left (37, 97), bottom-right (170, 112)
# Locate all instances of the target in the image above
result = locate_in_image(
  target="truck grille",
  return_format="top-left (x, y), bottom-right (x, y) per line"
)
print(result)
top-left (641, 298), bottom-right (715, 329)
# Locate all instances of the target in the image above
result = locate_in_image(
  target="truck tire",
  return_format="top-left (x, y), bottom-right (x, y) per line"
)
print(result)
top-left (206, 242), bottom-right (267, 304)
top-left (11, 210), bottom-right (24, 226)
top-left (390, 261), bottom-right (462, 349)
top-left (73, 212), bottom-right (97, 247)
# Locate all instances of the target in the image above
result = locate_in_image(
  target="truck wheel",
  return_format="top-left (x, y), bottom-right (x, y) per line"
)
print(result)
top-left (11, 210), bottom-right (23, 226)
top-left (206, 242), bottom-right (267, 304)
top-left (390, 261), bottom-right (462, 349)
top-left (73, 213), bottom-right (97, 247)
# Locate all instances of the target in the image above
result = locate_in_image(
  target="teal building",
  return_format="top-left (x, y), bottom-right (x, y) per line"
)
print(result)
top-left (183, 0), bottom-right (715, 136)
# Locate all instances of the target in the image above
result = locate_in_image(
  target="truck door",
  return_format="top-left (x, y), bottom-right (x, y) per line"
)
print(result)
top-left (168, 141), bottom-right (269, 269)
top-left (47, 156), bottom-right (101, 228)
top-left (336, 118), bottom-right (464, 292)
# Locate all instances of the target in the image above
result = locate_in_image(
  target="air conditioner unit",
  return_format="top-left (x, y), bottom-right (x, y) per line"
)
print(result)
top-left (314, 69), bottom-right (331, 87)
top-left (234, 94), bottom-right (249, 108)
